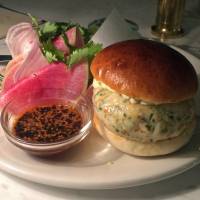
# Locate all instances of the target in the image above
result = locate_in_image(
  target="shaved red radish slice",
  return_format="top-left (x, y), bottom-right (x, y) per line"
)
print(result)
top-left (64, 61), bottom-right (88, 99)
top-left (52, 36), bottom-right (70, 54)
top-left (6, 23), bottom-right (34, 57)
top-left (5, 23), bottom-right (48, 82)
top-left (14, 42), bottom-right (48, 81)
top-left (67, 27), bottom-right (84, 48)
top-left (0, 61), bottom-right (88, 114)
top-left (3, 23), bottom-right (89, 115)
top-left (52, 27), bottom-right (84, 55)
top-left (2, 55), bottom-right (24, 92)
top-left (4, 55), bottom-right (24, 73)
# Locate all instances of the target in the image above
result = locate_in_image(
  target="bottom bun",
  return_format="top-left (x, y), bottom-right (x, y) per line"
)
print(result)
top-left (93, 114), bottom-right (195, 157)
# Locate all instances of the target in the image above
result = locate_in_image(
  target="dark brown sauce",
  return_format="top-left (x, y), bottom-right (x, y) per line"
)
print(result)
top-left (13, 104), bottom-right (82, 143)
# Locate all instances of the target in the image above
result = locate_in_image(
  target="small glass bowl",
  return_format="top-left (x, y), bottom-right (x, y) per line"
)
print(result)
top-left (1, 88), bottom-right (92, 156)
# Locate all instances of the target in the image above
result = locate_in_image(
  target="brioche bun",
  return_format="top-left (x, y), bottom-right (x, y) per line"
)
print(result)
top-left (91, 39), bottom-right (198, 104)
top-left (91, 39), bottom-right (198, 156)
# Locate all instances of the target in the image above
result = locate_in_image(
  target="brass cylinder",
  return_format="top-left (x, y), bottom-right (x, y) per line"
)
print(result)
top-left (151, 0), bottom-right (185, 39)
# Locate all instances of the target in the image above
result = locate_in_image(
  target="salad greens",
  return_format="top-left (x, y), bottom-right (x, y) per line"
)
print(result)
top-left (29, 14), bottom-right (102, 68)
top-left (67, 41), bottom-right (102, 68)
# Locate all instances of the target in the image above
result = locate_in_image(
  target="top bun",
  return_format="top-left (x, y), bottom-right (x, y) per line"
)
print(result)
top-left (91, 39), bottom-right (198, 104)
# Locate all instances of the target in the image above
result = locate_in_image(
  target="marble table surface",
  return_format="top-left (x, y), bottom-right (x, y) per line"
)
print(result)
top-left (0, 0), bottom-right (200, 199)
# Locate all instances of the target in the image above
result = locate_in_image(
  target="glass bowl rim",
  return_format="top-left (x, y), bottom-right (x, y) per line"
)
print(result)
top-left (1, 94), bottom-right (92, 147)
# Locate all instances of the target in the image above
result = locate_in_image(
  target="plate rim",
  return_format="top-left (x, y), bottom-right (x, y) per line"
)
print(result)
top-left (0, 46), bottom-right (200, 190)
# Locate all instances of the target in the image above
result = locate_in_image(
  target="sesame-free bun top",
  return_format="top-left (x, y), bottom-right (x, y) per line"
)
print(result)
top-left (91, 39), bottom-right (198, 104)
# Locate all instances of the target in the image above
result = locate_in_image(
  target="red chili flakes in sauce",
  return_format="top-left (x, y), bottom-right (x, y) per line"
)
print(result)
top-left (13, 104), bottom-right (82, 143)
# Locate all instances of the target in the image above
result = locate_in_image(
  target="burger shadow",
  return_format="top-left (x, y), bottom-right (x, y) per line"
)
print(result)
top-left (173, 121), bottom-right (200, 157)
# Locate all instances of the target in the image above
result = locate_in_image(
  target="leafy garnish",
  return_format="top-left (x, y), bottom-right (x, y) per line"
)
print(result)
top-left (67, 42), bottom-right (102, 67)
top-left (29, 14), bottom-right (102, 68)
top-left (41, 39), bottom-right (66, 63)
top-left (39, 22), bottom-right (76, 43)
top-left (28, 14), bottom-right (39, 28)
top-left (30, 14), bottom-right (92, 44)
top-left (42, 22), bottom-right (57, 34)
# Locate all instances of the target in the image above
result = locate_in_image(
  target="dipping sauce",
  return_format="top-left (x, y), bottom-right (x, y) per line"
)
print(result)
top-left (13, 104), bottom-right (82, 143)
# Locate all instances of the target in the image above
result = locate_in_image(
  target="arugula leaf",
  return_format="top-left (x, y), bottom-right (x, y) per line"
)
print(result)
top-left (67, 41), bottom-right (102, 67)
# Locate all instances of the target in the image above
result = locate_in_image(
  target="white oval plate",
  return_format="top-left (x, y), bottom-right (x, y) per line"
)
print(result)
top-left (0, 47), bottom-right (200, 190)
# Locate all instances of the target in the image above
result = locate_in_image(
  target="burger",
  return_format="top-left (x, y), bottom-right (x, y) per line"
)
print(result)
top-left (91, 39), bottom-right (198, 156)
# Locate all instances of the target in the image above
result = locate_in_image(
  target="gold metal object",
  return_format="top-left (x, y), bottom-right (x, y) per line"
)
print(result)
top-left (151, 0), bottom-right (185, 39)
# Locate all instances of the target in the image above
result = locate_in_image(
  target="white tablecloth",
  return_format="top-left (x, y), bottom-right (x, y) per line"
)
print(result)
top-left (0, 0), bottom-right (200, 199)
